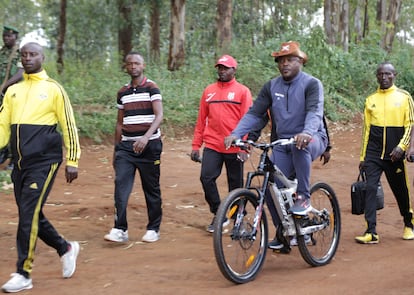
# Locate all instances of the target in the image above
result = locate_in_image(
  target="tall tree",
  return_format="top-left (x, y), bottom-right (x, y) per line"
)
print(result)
top-left (216, 0), bottom-right (232, 54)
top-left (118, 0), bottom-right (133, 62)
top-left (382, 0), bottom-right (402, 52)
top-left (324, 0), bottom-right (340, 46)
top-left (168, 0), bottom-right (185, 71)
top-left (339, 0), bottom-right (349, 51)
top-left (150, 0), bottom-right (161, 62)
top-left (57, 0), bottom-right (67, 74)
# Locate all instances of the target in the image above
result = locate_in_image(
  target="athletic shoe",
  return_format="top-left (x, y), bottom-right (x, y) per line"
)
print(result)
top-left (206, 217), bottom-right (230, 233)
top-left (1, 273), bottom-right (33, 293)
top-left (355, 232), bottom-right (379, 244)
top-left (403, 227), bottom-right (414, 240)
top-left (104, 228), bottom-right (129, 242)
top-left (61, 241), bottom-right (80, 278)
top-left (290, 235), bottom-right (312, 246)
top-left (142, 230), bottom-right (160, 242)
top-left (288, 195), bottom-right (312, 215)
top-left (268, 237), bottom-right (284, 250)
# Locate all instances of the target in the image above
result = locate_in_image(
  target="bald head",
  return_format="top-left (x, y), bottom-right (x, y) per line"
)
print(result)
top-left (20, 42), bottom-right (45, 74)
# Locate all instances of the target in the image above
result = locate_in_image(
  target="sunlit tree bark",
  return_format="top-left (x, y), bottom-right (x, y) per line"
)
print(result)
top-left (168, 0), bottom-right (185, 71)
top-left (217, 0), bottom-right (232, 54)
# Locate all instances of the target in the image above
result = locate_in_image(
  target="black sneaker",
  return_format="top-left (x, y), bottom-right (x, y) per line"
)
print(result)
top-left (268, 237), bottom-right (284, 250)
top-left (206, 216), bottom-right (229, 233)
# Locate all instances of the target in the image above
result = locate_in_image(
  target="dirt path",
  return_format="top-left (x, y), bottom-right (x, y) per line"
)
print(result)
top-left (1, 122), bottom-right (413, 295)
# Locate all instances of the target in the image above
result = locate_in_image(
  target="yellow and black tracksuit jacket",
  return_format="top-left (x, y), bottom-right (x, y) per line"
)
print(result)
top-left (361, 85), bottom-right (414, 161)
top-left (0, 70), bottom-right (80, 169)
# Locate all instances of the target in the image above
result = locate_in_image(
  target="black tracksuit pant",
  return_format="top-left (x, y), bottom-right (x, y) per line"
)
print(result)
top-left (12, 162), bottom-right (69, 278)
top-left (364, 157), bottom-right (413, 234)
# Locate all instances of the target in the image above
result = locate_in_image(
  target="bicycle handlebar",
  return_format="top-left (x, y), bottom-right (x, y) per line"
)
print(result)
top-left (233, 138), bottom-right (295, 150)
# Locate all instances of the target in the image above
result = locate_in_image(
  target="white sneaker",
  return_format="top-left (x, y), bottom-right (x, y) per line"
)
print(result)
top-left (61, 241), bottom-right (80, 278)
top-left (142, 230), bottom-right (160, 243)
top-left (1, 273), bottom-right (33, 293)
top-left (290, 235), bottom-right (312, 246)
top-left (104, 228), bottom-right (129, 242)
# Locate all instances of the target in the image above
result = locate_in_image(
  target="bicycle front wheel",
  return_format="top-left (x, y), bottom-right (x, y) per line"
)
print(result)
top-left (213, 188), bottom-right (268, 284)
top-left (296, 182), bottom-right (341, 266)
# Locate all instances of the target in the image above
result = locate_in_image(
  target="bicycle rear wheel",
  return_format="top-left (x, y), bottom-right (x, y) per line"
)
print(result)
top-left (296, 182), bottom-right (341, 266)
top-left (213, 188), bottom-right (268, 284)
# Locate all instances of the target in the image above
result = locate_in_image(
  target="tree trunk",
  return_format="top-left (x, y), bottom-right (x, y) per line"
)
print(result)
top-left (325, 0), bottom-right (342, 46)
top-left (56, 0), bottom-right (66, 74)
top-left (216, 0), bottom-right (232, 54)
top-left (168, 0), bottom-right (186, 71)
top-left (324, 0), bottom-right (332, 44)
top-left (150, 0), bottom-right (161, 62)
top-left (363, 0), bottom-right (369, 38)
top-left (118, 0), bottom-right (133, 63)
top-left (340, 0), bottom-right (349, 51)
top-left (382, 0), bottom-right (402, 52)
top-left (354, 0), bottom-right (362, 43)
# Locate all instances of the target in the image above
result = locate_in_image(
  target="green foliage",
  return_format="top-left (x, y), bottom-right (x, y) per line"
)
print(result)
top-left (3, 1), bottom-right (414, 141)
top-left (42, 27), bottom-right (414, 141)
top-left (0, 170), bottom-right (12, 192)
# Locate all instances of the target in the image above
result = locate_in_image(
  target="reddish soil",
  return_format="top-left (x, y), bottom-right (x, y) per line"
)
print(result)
top-left (1, 120), bottom-right (414, 295)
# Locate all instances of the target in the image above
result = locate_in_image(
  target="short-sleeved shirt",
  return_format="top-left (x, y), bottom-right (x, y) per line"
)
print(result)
top-left (117, 77), bottom-right (162, 141)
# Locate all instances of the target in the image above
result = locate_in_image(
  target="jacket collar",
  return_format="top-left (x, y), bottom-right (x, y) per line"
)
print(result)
top-left (23, 69), bottom-right (49, 81)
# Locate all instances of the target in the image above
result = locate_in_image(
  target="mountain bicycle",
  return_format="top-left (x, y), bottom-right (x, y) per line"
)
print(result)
top-left (213, 138), bottom-right (341, 284)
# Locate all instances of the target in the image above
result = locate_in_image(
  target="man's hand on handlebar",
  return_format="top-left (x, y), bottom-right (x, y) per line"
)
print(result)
top-left (294, 133), bottom-right (312, 150)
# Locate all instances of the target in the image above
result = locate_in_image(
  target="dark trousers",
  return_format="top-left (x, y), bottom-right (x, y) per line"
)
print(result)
top-left (12, 162), bottom-right (68, 278)
top-left (267, 134), bottom-right (327, 229)
top-left (364, 157), bottom-right (413, 234)
top-left (113, 140), bottom-right (162, 232)
top-left (200, 148), bottom-right (243, 215)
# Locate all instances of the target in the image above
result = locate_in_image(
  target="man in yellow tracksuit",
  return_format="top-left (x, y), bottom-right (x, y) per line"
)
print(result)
top-left (0, 42), bottom-right (81, 293)
top-left (356, 62), bottom-right (414, 244)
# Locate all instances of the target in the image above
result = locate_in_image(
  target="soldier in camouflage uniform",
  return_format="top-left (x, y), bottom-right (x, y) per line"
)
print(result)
top-left (0, 25), bottom-right (23, 167)
top-left (0, 25), bottom-right (23, 100)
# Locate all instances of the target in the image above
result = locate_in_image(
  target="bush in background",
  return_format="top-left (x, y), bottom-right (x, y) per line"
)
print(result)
top-left (43, 33), bottom-right (414, 142)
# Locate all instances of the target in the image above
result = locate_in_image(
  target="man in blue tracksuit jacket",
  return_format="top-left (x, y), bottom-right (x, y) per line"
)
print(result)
top-left (225, 41), bottom-right (328, 250)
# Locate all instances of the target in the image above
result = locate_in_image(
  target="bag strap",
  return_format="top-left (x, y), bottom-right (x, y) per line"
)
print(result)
top-left (357, 170), bottom-right (366, 182)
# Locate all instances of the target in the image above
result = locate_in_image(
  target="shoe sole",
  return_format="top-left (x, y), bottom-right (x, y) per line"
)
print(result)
top-left (142, 237), bottom-right (160, 243)
top-left (289, 206), bottom-right (313, 216)
top-left (355, 239), bottom-right (379, 244)
top-left (2, 284), bottom-right (33, 293)
top-left (104, 235), bottom-right (128, 242)
top-left (268, 245), bottom-right (284, 250)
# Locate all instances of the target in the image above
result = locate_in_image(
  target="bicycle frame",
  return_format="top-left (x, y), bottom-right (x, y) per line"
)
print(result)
top-left (240, 138), bottom-right (298, 239)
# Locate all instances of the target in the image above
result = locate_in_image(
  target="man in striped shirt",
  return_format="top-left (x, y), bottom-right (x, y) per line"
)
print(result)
top-left (104, 52), bottom-right (163, 244)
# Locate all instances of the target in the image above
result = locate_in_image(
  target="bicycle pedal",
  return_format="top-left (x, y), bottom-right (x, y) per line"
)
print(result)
top-left (273, 246), bottom-right (291, 254)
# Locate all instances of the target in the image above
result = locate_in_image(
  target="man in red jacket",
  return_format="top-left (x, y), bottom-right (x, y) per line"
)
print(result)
top-left (191, 55), bottom-right (252, 233)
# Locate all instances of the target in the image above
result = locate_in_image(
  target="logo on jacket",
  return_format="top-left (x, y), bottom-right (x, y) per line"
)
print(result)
top-left (227, 92), bottom-right (235, 100)
top-left (39, 93), bottom-right (48, 100)
top-left (275, 92), bottom-right (284, 100)
top-left (206, 92), bottom-right (216, 102)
